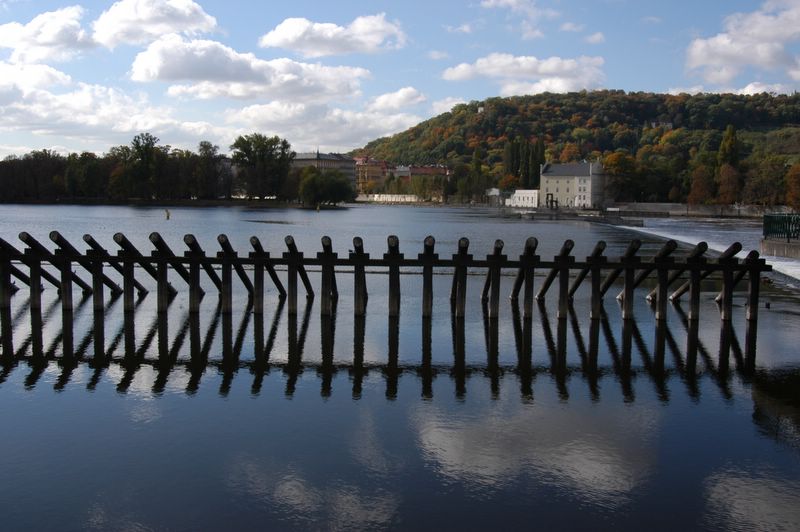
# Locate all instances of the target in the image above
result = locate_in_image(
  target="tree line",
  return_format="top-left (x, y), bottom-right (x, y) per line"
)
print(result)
top-left (0, 132), bottom-right (354, 206)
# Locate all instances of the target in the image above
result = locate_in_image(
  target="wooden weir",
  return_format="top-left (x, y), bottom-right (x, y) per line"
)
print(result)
top-left (0, 231), bottom-right (772, 360)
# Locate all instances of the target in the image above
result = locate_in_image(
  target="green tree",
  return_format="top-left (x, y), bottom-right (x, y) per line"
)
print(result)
top-left (230, 133), bottom-right (294, 198)
top-left (785, 163), bottom-right (800, 211)
top-left (717, 124), bottom-right (739, 168)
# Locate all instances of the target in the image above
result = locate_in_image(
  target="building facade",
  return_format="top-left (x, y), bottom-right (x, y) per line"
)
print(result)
top-left (292, 152), bottom-right (357, 187)
top-left (355, 157), bottom-right (390, 194)
top-left (539, 161), bottom-right (605, 209)
top-left (506, 189), bottom-right (539, 208)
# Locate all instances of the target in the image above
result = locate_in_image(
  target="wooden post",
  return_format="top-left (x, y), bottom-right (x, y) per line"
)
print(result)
top-left (0, 250), bottom-right (11, 313)
top-left (671, 242), bottom-right (741, 301)
top-left (114, 232), bottom-right (175, 295)
top-left (452, 238), bottom-right (471, 318)
top-left (419, 236), bottom-right (437, 318)
top-left (50, 231), bottom-right (122, 295)
top-left (218, 245), bottom-right (233, 314)
top-left (187, 251), bottom-right (202, 313)
top-left (570, 241), bottom-right (606, 299)
top-left (317, 236), bottom-right (337, 316)
top-left (154, 252), bottom-right (170, 313)
top-left (218, 234), bottom-right (254, 297)
top-left (119, 252), bottom-right (136, 314)
top-left (88, 249), bottom-right (105, 312)
top-left (647, 242), bottom-right (708, 302)
top-left (24, 248), bottom-right (42, 311)
top-left (150, 232), bottom-right (194, 290)
top-left (599, 239), bottom-right (641, 298)
top-left (556, 245), bottom-right (575, 320)
top-left (351, 237), bottom-right (369, 317)
top-left (84, 234), bottom-right (148, 295)
top-left (536, 239), bottom-right (574, 301)
top-left (621, 251), bottom-right (640, 320)
top-left (655, 255), bottom-right (673, 321)
top-left (715, 250), bottom-right (759, 303)
top-left (184, 234), bottom-right (222, 291)
top-left (385, 235), bottom-right (403, 317)
top-left (688, 256), bottom-right (705, 321)
top-left (486, 240), bottom-right (506, 319)
top-left (250, 236), bottom-right (286, 298)
top-left (250, 245), bottom-right (264, 315)
top-left (20, 232), bottom-right (91, 295)
top-left (719, 255), bottom-right (737, 322)
top-left (518, 237), bottom-right (539, 320)
top-left (616, 240), bottom-right (676, 302)
top-left (284, 236), bottom-right (300, 315)
top-left (589, 250), bottom-right (607, 320)
top-left (746, 252), bottom-right (766, 323)
top-left (54, 250), bottom-right (73, 312)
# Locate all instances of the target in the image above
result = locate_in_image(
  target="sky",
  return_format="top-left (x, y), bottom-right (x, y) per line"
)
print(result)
top-left (1, 0), bottom-right (799, 158)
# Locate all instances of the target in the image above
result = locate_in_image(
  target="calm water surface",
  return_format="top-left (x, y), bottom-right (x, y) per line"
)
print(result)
top-left (0, 204), bottom-right (799, 531)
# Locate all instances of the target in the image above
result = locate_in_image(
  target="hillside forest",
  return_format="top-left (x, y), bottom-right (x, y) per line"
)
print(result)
top-left (2, 90), bottom-right (800, 208)
top-left (355, 91), bottom-right (800, 208)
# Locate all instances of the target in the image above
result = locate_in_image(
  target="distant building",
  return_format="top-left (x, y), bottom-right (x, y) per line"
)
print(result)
top-left (506, 189), bottom-right (539, 208)
top-left (293, 151), bottom-right (356, 187)
top-left (355, 157), bottom-right (390, 194)
top-left (539, 161), bottom-right (605, 208)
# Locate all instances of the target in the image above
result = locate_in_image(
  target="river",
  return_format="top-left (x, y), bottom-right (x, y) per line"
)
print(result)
top-left (0, 204), bottom-right (798, 530)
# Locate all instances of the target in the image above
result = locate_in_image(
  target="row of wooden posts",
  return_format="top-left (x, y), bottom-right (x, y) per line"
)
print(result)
top-left (0, 231), bottom-right (771, 327)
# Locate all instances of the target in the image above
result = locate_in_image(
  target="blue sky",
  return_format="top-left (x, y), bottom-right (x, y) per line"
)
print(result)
top-left (1, 0), bottom-right (798, 158)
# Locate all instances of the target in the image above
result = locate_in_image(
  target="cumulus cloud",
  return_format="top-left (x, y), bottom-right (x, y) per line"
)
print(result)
top-left (442, 53), bottom-right (605, 95)
top-left (0, 6), bottom-right (94, 63)
top-left (445, 23), bottom-right (473, 34)
top-left (560, 22), bottom-right (585, 32)
top-left (585, 32), bottom-right (605, 44)
top-left (92, 0), bottom-right (217, 49)
top-left (431, 97), bottom-right (467, 115)
top-left (259, 13), bottom-right (406, 58)
top-left (367, 87), bottom-right (425, 111)
top-left (132, 34), bottom-right (369, 101)
top-left (686, 1), bottom-right (800, 85)
top-left (0, 61), bottom-right (72, 93)
top-left (427, 50), bottom-right (449, 60)
top-left (227, 101), bottom-right (420, 152)
top-left (481, 0), bottom-right (559, 39)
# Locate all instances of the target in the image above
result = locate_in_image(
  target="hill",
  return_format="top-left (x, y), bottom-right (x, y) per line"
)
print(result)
top-left (352, 90), bottom-right (800, 205)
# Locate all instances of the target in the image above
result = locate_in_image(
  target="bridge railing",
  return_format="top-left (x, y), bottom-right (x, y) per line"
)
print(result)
top-left (763, 213), bottom-right (800, 242)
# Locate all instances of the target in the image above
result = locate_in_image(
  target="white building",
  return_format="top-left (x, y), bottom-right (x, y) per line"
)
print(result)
top-left (505, 189), bottom-right (539, 208)
top-left (539, 161), bottom-right (605, 208)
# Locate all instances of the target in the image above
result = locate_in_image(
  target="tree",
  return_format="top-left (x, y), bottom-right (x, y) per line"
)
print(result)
top-left (687, 164), bottom-right (715, 205)
top-left (130, 132), bottom-right (159, 199)
top-left (785, 163), bottom-right (800, 211)
top-left (717, 124), bottom-right (739, 168)
top-left (716, 163), bottom-right (741, 204)
top-left (603, 151), bottom-right (637, 201)
top-left (298, 167), bottom-right (354, 207)
top-left (230, 133), bottom-right (294, 198)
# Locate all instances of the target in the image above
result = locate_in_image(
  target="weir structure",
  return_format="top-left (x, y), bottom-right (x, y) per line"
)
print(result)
top-left (0, 231), bottom-right (771, 371)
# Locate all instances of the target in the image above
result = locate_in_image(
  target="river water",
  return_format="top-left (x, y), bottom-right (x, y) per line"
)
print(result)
top-left (0, 204), bottom-right (799, 531)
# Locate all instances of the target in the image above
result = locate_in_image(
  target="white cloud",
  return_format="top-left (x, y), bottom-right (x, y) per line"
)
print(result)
top-left (259, 13), bottom-right (406, 58)
top-left (427, 50), bottom-right (449, 60)
top-left (431, 97), bottom-right (466, 115)
top-left (445, 23), bottom-right (473, 34)
top-left (642, 16), bottom-right (661, 24)
top-left (442, 53), bottom-right (605, 94)
top-left (132, 34), bottom-right (369, 101)
top-left (736, 81), bottom-right (791, 94)
top-left (227, 101), bottom-right (420, 153)
top-left (560, 22), bottom-right (585, 32)
top-left (686, 1), bottom-right (800, 84)
top-left (92, 0), bottom-right (217, 49)
top-left (585, 32), bottom-right (605, 44)
top-left (0, 62), bottom-right (72, 93)
top-left (0, 6), bottom-right (94, 63)
top-left (367, 87), bottom-right (426, 112)
top-left (667, 85), bottom-right (706, 95)
top-left (481, 0), bottom-right (559, 39)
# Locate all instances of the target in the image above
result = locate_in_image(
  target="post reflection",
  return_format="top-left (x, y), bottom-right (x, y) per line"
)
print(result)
top-left (0, 282), bottom-right (783, 413)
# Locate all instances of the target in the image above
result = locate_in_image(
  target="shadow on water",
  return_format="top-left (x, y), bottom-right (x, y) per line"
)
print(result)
top-left (0, 287), bottom-right (798, 441)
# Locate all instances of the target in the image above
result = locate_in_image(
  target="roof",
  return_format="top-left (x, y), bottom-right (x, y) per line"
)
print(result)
top-left (541, 161), bottom-right (602, 177)
top-left (294, 152), bottom-right (354, 162)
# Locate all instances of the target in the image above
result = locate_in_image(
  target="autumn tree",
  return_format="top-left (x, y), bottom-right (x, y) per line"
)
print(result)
top-left (717, 124), bottom-right (739, 168)
top-left (786, 163), bottom-right (800, 211)
top-left (687, 164), bottom-right (715, 205)
top-left (716, 163), bottom-right (741, 204)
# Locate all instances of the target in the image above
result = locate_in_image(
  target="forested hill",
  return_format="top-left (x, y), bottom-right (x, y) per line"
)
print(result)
top-left (352, 90), bottom-right (800, 205)
top-left (355, 91), bottom-right (800, 164)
